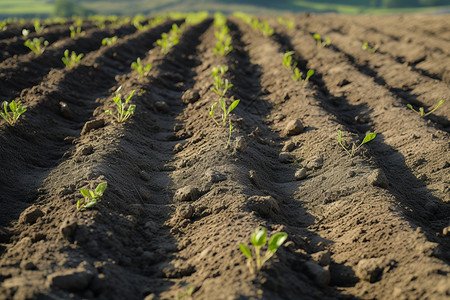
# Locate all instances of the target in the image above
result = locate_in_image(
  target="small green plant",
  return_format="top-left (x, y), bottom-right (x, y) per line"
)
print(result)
top-left (213, 26), bottom-right (233, 56)
top-left (210, 66), bottom-right (233, 97)
top-left (131, 57), bottom-right (152, 77)
top-left (24, 38), bottom-right (49, 55)
top-left (157, 23), bottom-right (182, 54)
top-left (33, 20), bottom-right (45, 34)
top-left (292, 68), bottom-right (314, 83)
top-left (105, 87), bottom-right (136, 122)
top-left (22, 28), bottom-right (30, 37)
top-left (239, 227), bottom-right (288, 274)
top-left (61, 49), bottom-right (84, 68)
top-left (282, 51), bottom-right (296, 70)
top-left (132, 14), bottom-right (146, 30)
top-left (407, 100), bottom-right (444, 117)
top-left (69, 25), bottom-right (85, 38)
top-left (177, 284), bottom-right (194, 300)
top-left (102, 36), bottom-right (118, 46)
top-left (362, 42), bottom-right (378, 53)
top-left (338, 130), bottom-right (376, 157)
top-left (209, 97), bottom-right (240, 127)
top-left (277, 16), bottom-right (294, 29)
top-left (0, 20), bottom-right (7, 31)
top-left (313, 33), bottom-right (331, 48)
top-left (1, 100), bottom-right (27, 126)
top-left (77, 182), bottom-right (107, 210)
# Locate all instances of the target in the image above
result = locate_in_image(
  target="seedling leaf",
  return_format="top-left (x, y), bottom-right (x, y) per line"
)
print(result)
top-left (80, 189), bottom-right (90, 198)
top-left (95, 182), bottom-right (107, 196)
top-left (362, 132), bottom-right (376, 144)
top-left (251, 228), bottom-right (267, 247)
top-left (227, 99), bottom-right (240, 114)
top-left (268, 232), bottom-right (288, 253)
top-left (239, 243), bottom-right (252, 259)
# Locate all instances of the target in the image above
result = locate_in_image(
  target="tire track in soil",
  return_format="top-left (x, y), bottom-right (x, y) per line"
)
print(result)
top-left (294, 16), bottom-right (450, 129)
top-left (0, 23), bottom-right (137, 100)
top-left (0, 24), bottom-right (97, 63)
top-left (0, 19), bottom-right (212, 300)
top-left (269, 22), bottom-right (450, 298)
top-left (0, 21), bottom-right (176, 229)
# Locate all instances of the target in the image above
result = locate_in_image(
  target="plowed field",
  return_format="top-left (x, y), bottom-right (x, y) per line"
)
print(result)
top-left (0, 13), bottom-right (449, 300)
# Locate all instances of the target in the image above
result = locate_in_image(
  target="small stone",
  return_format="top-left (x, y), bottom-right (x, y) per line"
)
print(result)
top-left (311, 250), bottom-right (331, 266)
top-left (279, 152), bottom-right (292, 163)
top-left (19, 206), bottom-right (44, 224)
top-left (282, 141), bottom-right (295, 152)
top-left (139, 170), bottom-right (150, 181)
top-left (355, 257), bottom-right (385, 283)
top-left (81, 119), bottom-right (104, 135)
top-left (59, 102), bottom-right (73, 119)
top-left (181, 89), bottom-right (200, 104)
top-left (249, 170), bottom-right (259, 186)
top-left (173, 186), bottom-right (198, 202)
top-left (305, 261), bottom-right (330, 287)
top-left (20, 261), bottom-right (37, 270)
top-left (173, 143), bottom-right (183, 152)
top-left (367, 169), bottom-right (389, 188)
top-left (306, 156), bottom-right (323, 169)
top-left (283, 119), bottom-right (304, 136)
top-left (176, 204), bottom-right (194, 219)
top-left (155, 101), bottom-right (169, 113)
top-left (203, 168), bottom-right (226, 184)
top-left (233, 136), bottom-right (247, 153)
top-left (295, 168), bottom-right (307, 180)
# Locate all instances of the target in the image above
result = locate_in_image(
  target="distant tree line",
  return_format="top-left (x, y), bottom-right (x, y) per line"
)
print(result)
top-left (54, 0), bottom-right (94, 17)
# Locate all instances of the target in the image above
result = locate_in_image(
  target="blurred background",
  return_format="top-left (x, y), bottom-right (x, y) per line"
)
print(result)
top-left (1, 0), bottom-right (450, 19)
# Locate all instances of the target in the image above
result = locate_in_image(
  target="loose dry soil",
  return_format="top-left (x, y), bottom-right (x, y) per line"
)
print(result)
top-left (0, 13), bottom-right (449, 300)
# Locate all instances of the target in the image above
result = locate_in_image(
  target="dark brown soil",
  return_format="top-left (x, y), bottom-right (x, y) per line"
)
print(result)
top-left (0, 13), bottom-right (449, 300)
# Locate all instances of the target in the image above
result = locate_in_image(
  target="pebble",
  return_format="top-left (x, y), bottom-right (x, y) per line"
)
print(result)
top-left (81, 119), bottom-right (104, 135)
top-left (367, 169), bottom-right (389, 188)
top-left (138, 187), bottom-right (151, 202)
top-left (305, 261), bottom-right (330, 287)
top-left (306, 156), bottom-right (323, 169)
top-left (80, 145), bottom-right (93, 155)
top-left (173, 143), bottom-right (183, 152)
top-left (176, 204), bottom-right (194, 219)
top-left (295, 168), bottom-right (307, 180)
top-left (59, 102), bottom-right (73, 119)
top-left (19, 206), bottom-right (44, 224)
top-left (173, 186), bottom-right (199, 202)
top-left (139, 170), bottom-right (150, 181)
top-left (283, 119), bottom-right (304, 136)
top-left (181, 89), bottom-right (200, 104)
top-left (155, 101), bottom-right (169, 113)
top-left (203, 168), bottom-right (227, 184)
top-left (282, 141), bottom-right (295, 152)
top-left (279, 152), bottom-right (292, 163)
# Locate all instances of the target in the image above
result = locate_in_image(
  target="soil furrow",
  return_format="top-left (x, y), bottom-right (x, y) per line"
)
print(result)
top-left (0, 23), bottom-right (137, 100)
top-left (0, 19), bottom-right (212, 300)
top-left (273, 20), bottom-right (450, 260)
top-left (0, 24), bottom-right (97, 63)
top-left (232, 20), bottom-right (448, 298)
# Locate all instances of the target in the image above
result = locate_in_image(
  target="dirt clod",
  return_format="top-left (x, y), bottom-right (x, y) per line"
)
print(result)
top-left (305, 261), bottom-right (330, 287)
top-left (174, 186), bottom-right (199, 202)
top-left (306, 156), bottom-right (323, 169)
top-left (311, 250), bottom-right (331, 266)
top-left (182, 89), bottom-right (200, 104)
top-left (176, 204), bottom-right (194, 219)
top-left (19, 206), bottom-right (44, 224)
top-left (295, 168), bottom-right (307, 180)
top-left (247, 195), bottom-right (280, 218)
top-left (46, 264), bottom-right (96, 291)
top-left (367, 169), bottom-right (389, 188)
top-left (81, 119), bottom-right (105, 135)
top-left (155, 101), bottom-right (169, 113)
top-left (279, 152), bottom-right (292, 163)
top-left (355, 257), bottom-right (388, 283)
top-left (283, 119), bottom-right (304, 136)
top-left (60, 220), bottom-right (77, 240)
top-left (282, 140), bottom-right (295, 152)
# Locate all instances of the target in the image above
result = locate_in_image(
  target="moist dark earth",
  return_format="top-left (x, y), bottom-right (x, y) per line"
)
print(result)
top-left (0, 13), bottom-right (449, 300)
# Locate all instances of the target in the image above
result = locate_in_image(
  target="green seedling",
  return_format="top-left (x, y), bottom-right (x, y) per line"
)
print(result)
top-left (313, 33), bottom-right (331, 48)
top-left (131, 57), bottom-right (152, 77)
top-left (177, 284), bottom-right (194, 300)
top-left (239, 227), bottom-right (288, 274)
top-left (69, 25), bottom-right (85, 38)
top-left (22, 28), bottom-right (30, 37)
top-left (105, 86), bottom-right (136, 123)
top-left (338, 130), bottom-right (376, 157)
top-left (210, 97), bottom-right (240, 127)
top-left (61, 49), bottom-right (83, 68)
top-left (33, 20), bottom-right (45, 34)
top-left (133, 14), bottom-right (146, 30)
top-left (214, 12), bottom-right (227, 28)
top-left (291, 68), bottom-right (314, 83)
top-left (277, 16), bottom-right (294, 29)
top-left (102, 36), bottom-right (118, 46)
top-left (0, 21), bottom-right (7, 31)
top-left (407, 100), bottom-right (444, 117)
top-left (283, 51), bottom-right (296, 70)
top-left (213, 27), bottom-right (233, 57)
top-left (77, 182), bottom-right (107, 210)
top-left (24, 38), bottom-right (49, 55)
top-left (1, 100), bottom-right (27, 126)
top-left (157, 24), bottom-right (182, 54)
top-left (260, 21), bottom-right (274, 37)
top-left (210, 66), bottom-right (233, 97)
top-left (362, 42), bottom-right (378, 53)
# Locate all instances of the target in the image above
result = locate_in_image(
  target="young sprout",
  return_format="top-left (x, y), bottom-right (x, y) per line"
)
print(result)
top-left (131, 57), bottom-right (152, 77)
top-left (69, 25), bottom-right (85, 38)
top-left (291, 67), bottom-right (314, 84)
top-left (33, 20), bottom-right (45, 34)
top-left (210, 66), bottom-right (233, 97)
top-left (276, 16), bottom-right (294, 29)
top-left (239, 227), bottom-right (288, 274)
top-left (338, 130), bottom-right (376, 157)
top-left (1, 100), bottom-right (27, 126)
top-left (105, 87), bottom-right (136, 123)
top-left (24, 38), bottom-right (49, 55)
top-left (407, 100), bottom-right (444, 117)
top-left (282, 51), bottom-right (296, 70)
top-left (22, 28), bottom-right (30, 37)
top-left (61, 49), bottom-right (84, 68)
top-left (77, 182), bottom-right (107, 210)
top-left (0, 21), bottom-right (7, 31)
top-left (102, 36), bottom-right (118, 46)
top-left (157, 23), bottom-right (182, 54)
top-left (305, 69), bottom-right (315, 82)
top-left (313, 33), bottom-right (331, 48)
top-left (362, 42), bottom-right (378, 53)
